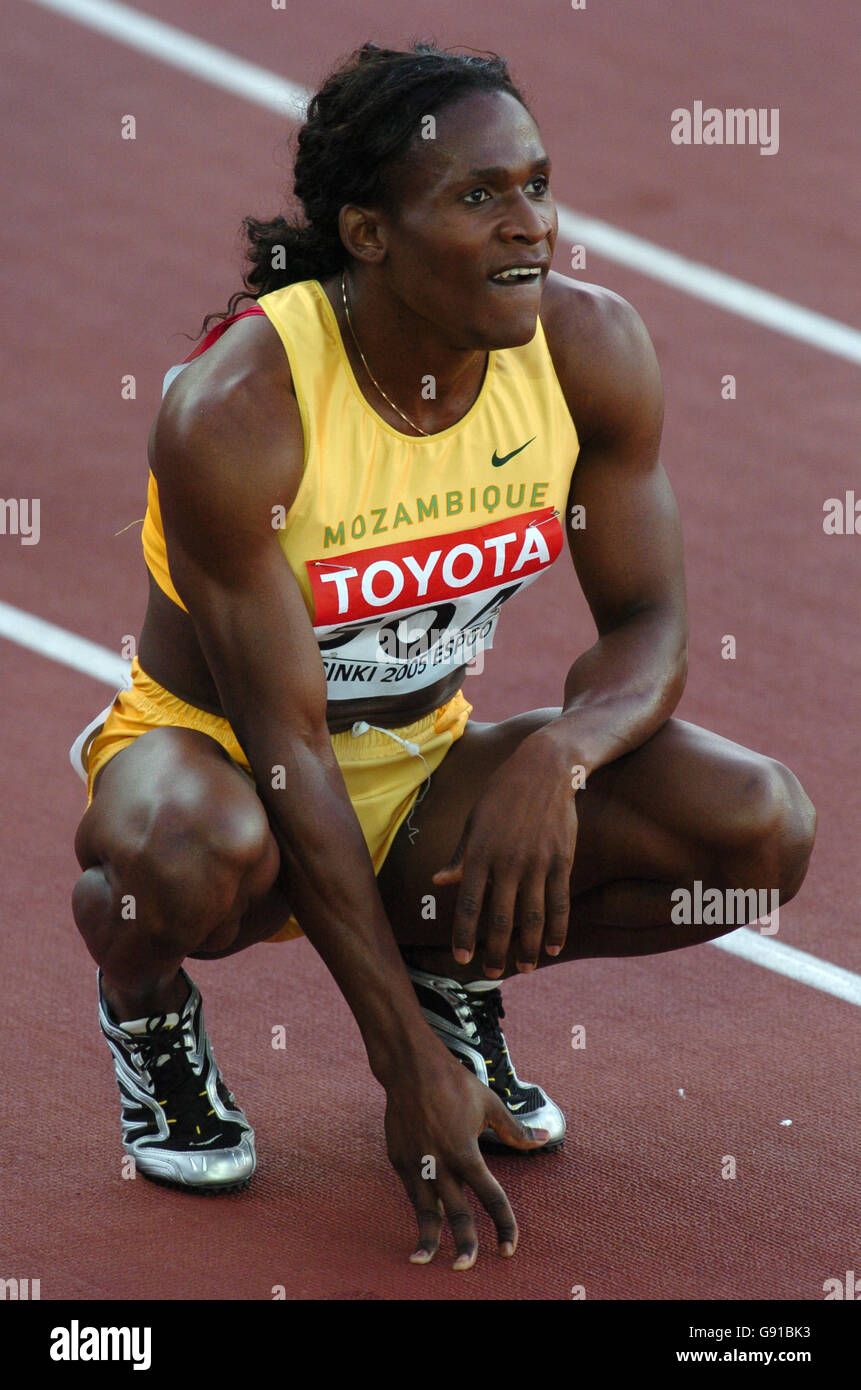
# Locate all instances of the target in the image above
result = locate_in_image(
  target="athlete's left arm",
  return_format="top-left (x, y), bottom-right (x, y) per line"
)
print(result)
top-left (544, 277), bottom-right (688, 773)
top-left (435, 279), bottom-right (687, 975)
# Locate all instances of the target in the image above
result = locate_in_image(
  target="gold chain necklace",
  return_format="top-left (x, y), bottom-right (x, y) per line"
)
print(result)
top-left (340, 270), bottom-right (430, 437)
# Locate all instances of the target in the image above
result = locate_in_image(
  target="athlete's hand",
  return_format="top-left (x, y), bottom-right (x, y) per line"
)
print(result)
top-left (432, 729), bottom-right (578, 976)
top-left (384, 1044), bottom-right (549, 1269)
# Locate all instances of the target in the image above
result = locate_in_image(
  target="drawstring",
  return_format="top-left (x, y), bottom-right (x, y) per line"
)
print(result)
top-left (350, 720), bottom-right (432, 843)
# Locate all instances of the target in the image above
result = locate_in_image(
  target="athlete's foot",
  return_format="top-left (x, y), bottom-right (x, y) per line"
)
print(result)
top-left (97, 967), bottom-right (257, 1192)
top-left (405, 964), bottom-right (566, 1150)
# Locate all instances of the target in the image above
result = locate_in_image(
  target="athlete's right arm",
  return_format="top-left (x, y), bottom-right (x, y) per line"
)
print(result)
top-left (152, 316), bottom-right (542, 1268)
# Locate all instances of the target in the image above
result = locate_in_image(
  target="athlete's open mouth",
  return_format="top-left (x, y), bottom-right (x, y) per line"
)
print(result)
top-left (489, 264), bottom-right (546, 285)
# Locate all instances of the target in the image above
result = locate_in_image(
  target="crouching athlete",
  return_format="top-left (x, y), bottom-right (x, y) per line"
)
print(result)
top-left (70, 44), bottom-right (816, 1271)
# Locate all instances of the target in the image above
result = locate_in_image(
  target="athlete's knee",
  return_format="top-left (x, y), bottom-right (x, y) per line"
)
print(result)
top-left (72, 863), bottom-right (113, 934)
top-left (203, 798), bottom-right (281, 905)
top-left (719, 756), bottom-right (816, 902)
top-left (142, 789), bottom-right (271, 917)
top-left (770, 762), bottom-right (816, 901)
top-left (84, 782), bottom-right (275, 951)
top-left (208, 796), bottom-right (276, 875)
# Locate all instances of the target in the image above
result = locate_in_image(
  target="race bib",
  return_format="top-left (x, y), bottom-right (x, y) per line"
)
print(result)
top-left (307, 507), bottom-right (562, 698)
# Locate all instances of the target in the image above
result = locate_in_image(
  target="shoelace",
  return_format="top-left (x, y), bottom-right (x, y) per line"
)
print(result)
top-left (425, 978), bottom-right (545, 1113)
top-left (126, 1015), bottom-right (193, 1079)
top-left (449, 988), bottom-right (482, 1040)
top-left (125, 1016), bottom-right (219, 1141)
top-left (443, 984), bottom-right (520, 1094)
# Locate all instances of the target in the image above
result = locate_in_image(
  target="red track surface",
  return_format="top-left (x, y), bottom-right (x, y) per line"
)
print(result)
top-left (2, 0), bottom-right (859, 1301)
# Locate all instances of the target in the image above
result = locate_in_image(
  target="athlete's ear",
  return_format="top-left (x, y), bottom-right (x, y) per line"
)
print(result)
top-left (339, 204), bottom-right (388, 266)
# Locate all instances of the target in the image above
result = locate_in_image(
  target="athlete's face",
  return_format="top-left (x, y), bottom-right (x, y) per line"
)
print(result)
top-left (380, 90), bottom-right (557, 350)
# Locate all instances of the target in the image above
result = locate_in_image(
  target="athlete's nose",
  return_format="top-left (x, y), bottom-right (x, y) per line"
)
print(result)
top-left (498, 188), bottom-right (554, 246)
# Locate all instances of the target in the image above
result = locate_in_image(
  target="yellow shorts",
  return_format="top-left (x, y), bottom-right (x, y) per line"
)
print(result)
top-left (77, 657), bottom-right (472, 943)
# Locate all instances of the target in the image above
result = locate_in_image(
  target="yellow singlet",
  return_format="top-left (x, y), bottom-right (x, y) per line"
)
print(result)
top-left (142, 280), bottom-right (580, 701)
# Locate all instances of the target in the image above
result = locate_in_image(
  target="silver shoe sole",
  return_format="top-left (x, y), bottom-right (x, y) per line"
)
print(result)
top-left (129, 1135), bottom-right (257, 1192)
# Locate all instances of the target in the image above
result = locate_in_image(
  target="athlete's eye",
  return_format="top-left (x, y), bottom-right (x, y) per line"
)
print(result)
top-left (528, 175), bottom-right (550, 195)
top-left (463, 188), bottom-right (491, 206)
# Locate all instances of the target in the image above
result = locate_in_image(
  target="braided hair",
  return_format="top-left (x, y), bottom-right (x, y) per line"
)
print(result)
top-left (202, 41), bottom-right (527, 331)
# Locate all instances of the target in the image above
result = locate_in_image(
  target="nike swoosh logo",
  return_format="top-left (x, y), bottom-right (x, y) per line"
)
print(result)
top-left (491, 437), bottom-right (536, 467)
top-left (508, 1101), bottom-right (526, 1112)
top-left (189, 1134), bottom-right (223, 1148)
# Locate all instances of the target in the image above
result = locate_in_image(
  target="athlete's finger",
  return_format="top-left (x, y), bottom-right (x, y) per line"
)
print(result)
top-left (482, 874), bottom-right (518, 977)
top-left (449, 855), bottom-right (490, 964)
top-left (466, 1162), bottom-right (520, 1257)
top-left (431, 816), bottom-right (471, 887)
top-left (436, 1178), bottom-right (479, 1270)
top-left (485, 1094), bottom-right (550, 1152)
top-left (409, 1194), bottom-right (444, 1265)
top-left (544, 853), bottom-right (572, 956)
top-left (514, 871), bottom-right (546, 971)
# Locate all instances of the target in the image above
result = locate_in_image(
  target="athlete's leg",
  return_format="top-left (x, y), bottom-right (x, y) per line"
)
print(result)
top-left (378, 709), bottom-right (816, 979)
top-left (72, 727), bottom-right (291, 1021)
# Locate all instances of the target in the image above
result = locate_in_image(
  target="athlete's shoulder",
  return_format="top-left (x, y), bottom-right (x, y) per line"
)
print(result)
top-left (150, 311), bottom-right (302, 494)
top-left (539, 271), bottom-right (663, 446)
top-left (540, 271), bottom-right (653, 357)
top-left (157, 313), bottom-right (295, 444)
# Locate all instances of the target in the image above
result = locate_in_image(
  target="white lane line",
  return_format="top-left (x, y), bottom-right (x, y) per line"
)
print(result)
top-left (712, 929), bottom-right (861, 1009)
top-left (0, 600), bottom-right (130, 686)
top-left (556, 210), bottom-right (861, 365)
top-left (24, 0), bottom-right (861, 365)
top-left (24, 0), bottom-right (307, 118)
top-left (2, 596), bottom-right (859, 1010)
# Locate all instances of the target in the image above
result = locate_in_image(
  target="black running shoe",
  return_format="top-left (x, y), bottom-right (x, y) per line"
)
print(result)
top-left (98, 968), bottom-right (256, 1191)
top-left (406, 966), bottom-right (566, 1149)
